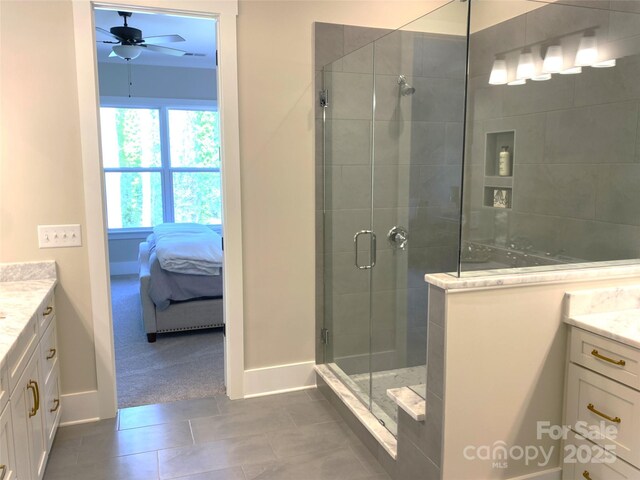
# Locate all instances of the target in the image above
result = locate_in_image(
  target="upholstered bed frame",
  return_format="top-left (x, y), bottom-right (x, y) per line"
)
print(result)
top-left (138, 241), bottom-right (224, 343)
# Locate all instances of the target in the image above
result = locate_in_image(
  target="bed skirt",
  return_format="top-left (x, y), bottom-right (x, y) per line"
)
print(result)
top-left (139, 241), bottom-right (224, 343)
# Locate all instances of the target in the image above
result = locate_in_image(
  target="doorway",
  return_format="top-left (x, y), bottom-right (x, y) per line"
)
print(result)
top-left (93, 7), bottom-right (225, 409)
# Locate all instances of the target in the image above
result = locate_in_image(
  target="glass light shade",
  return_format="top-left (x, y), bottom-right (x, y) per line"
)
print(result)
top-left (575, 35), bottom-right (598, 66)
top-left (531, 73), bottom-right (552, 81)
top-left (488, 59), bottom-right (508, 85)
top-left (507, 79), bottom-right (526, 86)
top-left (560, 66), bottom-right (582, 75)
top-left (592, 59), bottom-right (616, 68)
top-left (113, 45), bottom-right (143, 60)
top-left (542, 45), bottom-right (564, 73)
top-left (516, 52), bottom-right (536, 80)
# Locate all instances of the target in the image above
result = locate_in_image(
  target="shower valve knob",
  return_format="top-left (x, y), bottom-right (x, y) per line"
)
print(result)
top-left (387, 226), bottom-right (408, 250)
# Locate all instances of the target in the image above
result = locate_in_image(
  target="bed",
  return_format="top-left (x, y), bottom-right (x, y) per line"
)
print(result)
top-left (138, 223), bottom-right (224, 343)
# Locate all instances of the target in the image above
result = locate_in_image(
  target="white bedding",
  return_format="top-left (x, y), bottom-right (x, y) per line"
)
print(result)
top-left (153, 223), bottom-right (223, 276)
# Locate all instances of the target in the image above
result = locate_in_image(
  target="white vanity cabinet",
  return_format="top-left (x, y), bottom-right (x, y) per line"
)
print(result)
top-left (563, 326), bottom-right (640, 479)
top-left (8, 291), bottom-right (60, 480)
top-left (0, 399), bottom-right (17, 480)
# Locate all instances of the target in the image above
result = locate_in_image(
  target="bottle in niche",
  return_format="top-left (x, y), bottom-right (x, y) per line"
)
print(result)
top-left (498, 146), bottom-right (511, 176)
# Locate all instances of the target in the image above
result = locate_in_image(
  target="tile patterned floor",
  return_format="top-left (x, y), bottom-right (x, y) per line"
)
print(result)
top-left (44, 389), bottom-right (391, 480)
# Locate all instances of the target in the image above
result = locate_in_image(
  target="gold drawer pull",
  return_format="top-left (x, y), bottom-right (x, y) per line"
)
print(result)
top-left (587, 403), bottom-right (621, 423)
top-left (0, 463), bottom-right (7, 480)
top-left (42, 306), bottom-right (53, 317)
top-left (27, 380), bottom-right (38, 417)
top-left (46, 348), bottom-right (56, 360)
top-left (583, 471), bottom-right (592, 480)
top-left (50, 398), bottom-right (60, 413)
top-left (591, 349), bottom-right (626, 366)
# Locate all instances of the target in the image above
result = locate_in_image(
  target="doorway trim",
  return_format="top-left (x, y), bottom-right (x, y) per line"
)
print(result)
top-left (71, 0), bottom-right (244, 419)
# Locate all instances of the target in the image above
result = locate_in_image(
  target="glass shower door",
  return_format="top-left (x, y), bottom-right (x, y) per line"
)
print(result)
top-left (322, 0), bottom-right (469, 437)
top-left (322, 43), bottom-right (376, 411)
top-left (368, 3), bottom-right (469, 432)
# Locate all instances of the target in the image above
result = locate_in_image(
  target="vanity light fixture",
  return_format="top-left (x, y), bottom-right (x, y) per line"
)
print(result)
top-left (592, 58), bottom-right (616, 68)
top-left (542, 45), bottom-right (564, 73)
top-left (531, 73), bottom-right (552, 81)
top-left (560, 66), bottom-right (582, 74)
top-left (488, 58), bottom-right (508, 85)
top-left (516, 51), bottom-right (536, 80)
top-left (575, 34), bottom-right (598, 66)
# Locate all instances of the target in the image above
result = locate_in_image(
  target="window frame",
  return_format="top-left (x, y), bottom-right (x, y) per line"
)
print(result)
top-left (100, 98), bottom-right (221, 236)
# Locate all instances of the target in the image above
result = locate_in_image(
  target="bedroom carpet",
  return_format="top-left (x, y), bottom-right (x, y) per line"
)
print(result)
top-left (110, 275), bottom-right (226, 408)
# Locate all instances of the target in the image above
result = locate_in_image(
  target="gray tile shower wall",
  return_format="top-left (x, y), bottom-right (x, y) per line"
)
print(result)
top-left (463, 2), bottom-right (640, 264)
top-left (316, 21), bottom-right (466, 375)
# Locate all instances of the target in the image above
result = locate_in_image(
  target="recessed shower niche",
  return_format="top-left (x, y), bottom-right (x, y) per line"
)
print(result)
top-left (483, 130), bottom-right (515, 209)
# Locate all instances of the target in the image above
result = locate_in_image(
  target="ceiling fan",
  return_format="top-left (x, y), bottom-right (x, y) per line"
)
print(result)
top-left (96, 11), bottom-right (204, 60)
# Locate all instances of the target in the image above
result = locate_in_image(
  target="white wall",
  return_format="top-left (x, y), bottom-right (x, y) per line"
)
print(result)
top-left (98, 63), bottom-right (217, 100)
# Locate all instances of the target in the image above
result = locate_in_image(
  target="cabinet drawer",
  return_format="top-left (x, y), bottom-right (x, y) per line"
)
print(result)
top-left (563, 433), bottom-right (640, 480)
top-left (570, 328), bottom-right (640, 391)
top-left (566, 363), bottom-right (640, 468)
top-left (37, 293), bottom-right (55, 333)
top-left (7, 315), bottom-right (38, 394)
top-left (43, 370), bottom-right (60, 451)
top-left (40, 318), bottom-right (58, 386)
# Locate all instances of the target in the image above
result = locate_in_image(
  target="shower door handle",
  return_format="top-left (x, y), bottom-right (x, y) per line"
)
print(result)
top-left (354, 230), bottom-right (376, 269)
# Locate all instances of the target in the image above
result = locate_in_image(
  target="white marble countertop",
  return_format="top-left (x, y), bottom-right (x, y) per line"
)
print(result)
top-left (0, 261), bottom-right (57, 370)
top-left (425, 260), bottom-right (640, 291)
top-left (565, 310), bottom-right (640, 349)
top-left (387, 386), bottom-right (426, 422)
top-left (563, 284), bottom-right (640, 349)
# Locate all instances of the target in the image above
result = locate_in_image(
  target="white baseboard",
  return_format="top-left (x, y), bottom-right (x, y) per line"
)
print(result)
top-left (508, 467), bottom-right (562, 480)
top-left (109, 261), bottom-right (138, 276)
top-left (243, 360), bottom-right (316, 398)
top-left (60, 390), bottom-right (101, 426)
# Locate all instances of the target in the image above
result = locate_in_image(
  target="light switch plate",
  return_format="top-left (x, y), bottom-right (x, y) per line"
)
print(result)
top-left (37, 224), bottom-right (82, 248)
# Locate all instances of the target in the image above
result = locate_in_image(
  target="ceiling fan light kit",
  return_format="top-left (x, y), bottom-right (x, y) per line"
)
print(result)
top-left (112, 44), bottom-right (143, 60)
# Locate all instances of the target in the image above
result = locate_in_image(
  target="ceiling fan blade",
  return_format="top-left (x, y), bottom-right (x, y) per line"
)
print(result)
top-left (142, 34), bottom-right (185, 45)
top-left (142, 44), bottom-right (186, 57)
top-left (96, 26), bottom-right (123, 42)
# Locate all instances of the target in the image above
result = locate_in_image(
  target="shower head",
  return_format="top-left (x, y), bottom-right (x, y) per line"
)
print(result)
top-left (398, 75), bottom-right (415, 96)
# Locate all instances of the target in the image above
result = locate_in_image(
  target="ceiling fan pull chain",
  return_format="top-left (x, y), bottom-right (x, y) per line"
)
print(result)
top-left (127, 61), bottom-right (133, 98)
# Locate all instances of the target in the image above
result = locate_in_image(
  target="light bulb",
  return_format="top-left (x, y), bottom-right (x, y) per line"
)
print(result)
top-left (542, 45), bottom-right (564, 73)
top-left (507, 79), bottom-right (526, 86)
top-left (575, 35), bottom-right (598, 67)
top-left (489, 59), bottom-right (508, 85)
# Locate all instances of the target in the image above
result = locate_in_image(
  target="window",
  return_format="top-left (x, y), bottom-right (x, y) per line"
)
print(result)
top-left (100, 106), bottom-right (221, 230)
